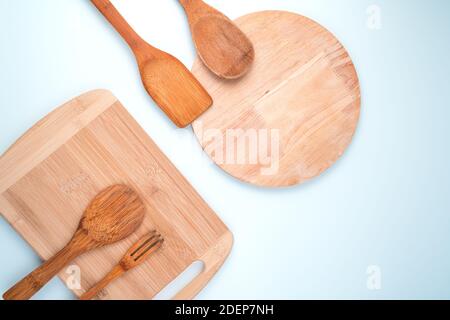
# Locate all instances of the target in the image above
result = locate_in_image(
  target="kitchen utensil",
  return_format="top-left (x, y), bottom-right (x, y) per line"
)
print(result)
top-left (179, 0), bottom-right (254, 79)
top-left (91, 0), bottom-right (212, 128)
top-left (191, 11), bottom-right (361, 187)
top-left (81, 230), bottom-right (163, 300)
top-left (0, 90), bottom-right (232, 299)
top-left (3, 184), bottom-right (145, 300)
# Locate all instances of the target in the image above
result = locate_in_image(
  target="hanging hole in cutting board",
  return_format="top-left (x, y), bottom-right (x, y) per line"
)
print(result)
top-left (153, 260), bottom-right (204, 300)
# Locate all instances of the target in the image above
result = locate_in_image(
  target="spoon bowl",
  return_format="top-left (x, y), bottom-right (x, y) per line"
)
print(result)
top-left (180, 0), bottom-right (255, 79)
top-left (3, 184), bottom-right (145, 300)
top-left (81, 184), bottom-right (145, 244)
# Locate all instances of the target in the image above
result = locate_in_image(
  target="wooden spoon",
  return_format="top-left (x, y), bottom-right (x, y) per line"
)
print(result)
top-left (179, 0), bottom-right (255, 79)
top-left (3, 184), bottom-right (145, 300)
top-left (91, 0), bottom-right (212, 128)
top-left (191, 11), bottom-right (361, 187)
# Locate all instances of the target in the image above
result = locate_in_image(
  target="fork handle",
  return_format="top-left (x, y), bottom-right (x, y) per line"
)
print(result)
top-left (80, 264), bottom-right (124, 300)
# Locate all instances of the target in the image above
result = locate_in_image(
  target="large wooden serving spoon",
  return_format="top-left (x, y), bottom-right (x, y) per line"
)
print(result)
top-left (91, 0), bottom-right (212, 128)
top-left (179, 0), bottom-right (255, 79)
top-left (3, 185), bottom-right (145, 300)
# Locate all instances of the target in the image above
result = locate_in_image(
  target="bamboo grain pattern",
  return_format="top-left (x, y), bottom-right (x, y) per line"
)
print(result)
top-left (3, 185), bottom-right (146, 300)
top-left (80, 231), bottom-right (163, 300)
top-left (192, 11), bottom-right (361, 187)
top-left (0, 90), bottom-right (232, 299)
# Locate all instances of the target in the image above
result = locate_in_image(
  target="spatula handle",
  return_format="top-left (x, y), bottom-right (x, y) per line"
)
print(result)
top-left (3, 231), bottom-right (89, 300)
top-left (80, 265), bottom-right (124, 300)
top-left (179, 0), bottom-right (199, 6)
top-left (179, 0), bottom-right (206, 12)
top-left (91, 0), bottom-right (144, 49)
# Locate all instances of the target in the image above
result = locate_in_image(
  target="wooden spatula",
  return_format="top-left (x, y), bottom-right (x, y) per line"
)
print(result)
top-left (80, 230), bottom-right (163, 300)
top-left (91, 0), bottom-right (212, 128)
top-left (3, 185), bottom-right (145, 300)
top-left (179, 0), bottom-right (255, 79)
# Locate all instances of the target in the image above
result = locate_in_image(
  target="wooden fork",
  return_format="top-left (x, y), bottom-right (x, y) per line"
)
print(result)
top-left (80, 230), bottom-right (164, 300)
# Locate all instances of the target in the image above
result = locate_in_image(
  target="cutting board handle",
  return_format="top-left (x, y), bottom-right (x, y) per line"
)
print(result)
top-left (3, 230), bottom-right (94, 300)
top-left (0, 90), bottom-right (233, 300)
top-left (172, 232), bottom-right (233, 299)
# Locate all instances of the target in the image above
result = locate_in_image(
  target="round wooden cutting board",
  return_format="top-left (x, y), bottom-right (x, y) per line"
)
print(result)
top-left (191, 11), bottom-right (360, 187)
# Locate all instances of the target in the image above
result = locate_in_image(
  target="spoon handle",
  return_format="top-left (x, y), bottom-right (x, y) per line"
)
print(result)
top-left (91, 0), bottom-right (144, 50)
top-left (3, 230), bottom-right (91, 300)
top-left (179, 0), bottom-right (221, 27)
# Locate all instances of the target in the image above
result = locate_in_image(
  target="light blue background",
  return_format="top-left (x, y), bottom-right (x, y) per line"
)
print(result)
top-left (1, 0), bottom-right (449, 299)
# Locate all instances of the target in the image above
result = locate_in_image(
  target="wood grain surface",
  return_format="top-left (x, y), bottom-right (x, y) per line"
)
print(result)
top-left (92, 0), bottom-right (212, 128)
top-left (80, 231), bottom-right (164, 300)
top-left (179, 0), bottom-right (255, 79)
top-left (0, 90), bottom-right (232, 299)
top-left (192, 11), bottom-right (361, 187)
top-left (3, 185), bottom-right (146, 300)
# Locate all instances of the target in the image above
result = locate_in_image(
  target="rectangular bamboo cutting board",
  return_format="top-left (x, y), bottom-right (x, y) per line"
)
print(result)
top-left (0, 90), bottom-right (233, 300)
